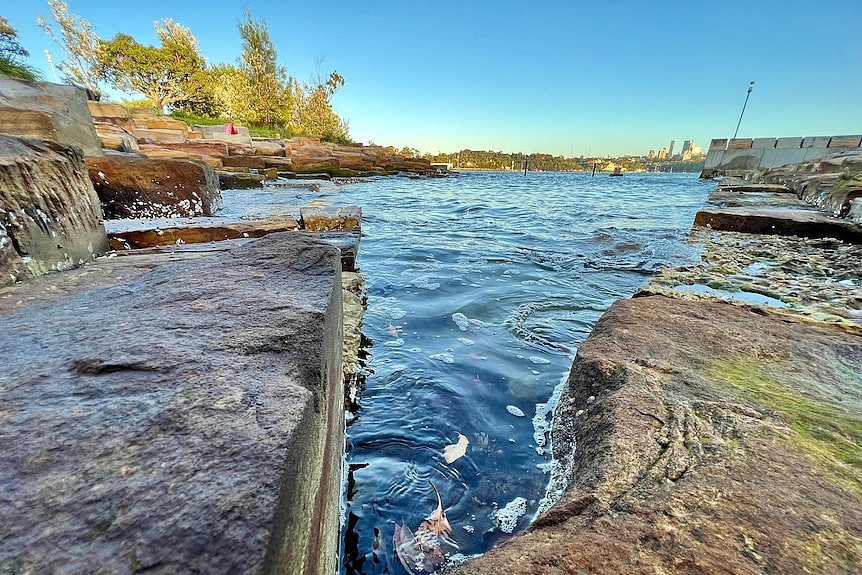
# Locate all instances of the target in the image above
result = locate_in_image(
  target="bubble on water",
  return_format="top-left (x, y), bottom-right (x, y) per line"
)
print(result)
top-left (452, 312), bottom-right (492, 331)
top-left (462, 524), bottom-right (474, 533)
top-left (412, 275), bottom-right (441, 290)
top-left (452, 313), bottom-right (470, 331)
top-left (506, 405), bottom-right (525, 417)
top-left (429, 353), bottom-right (454, 364)
top-left (390, 309), bottom-right (407, 320)
top-left (529, 356), bottom-right (551, 365)
top-left (408, 347), bottom-right (422, 353)
top-left (494, 497), bottom-right (527, 533)
top-left (457, 337), bottom-right (474, 346)
top-left (383, 338), bottom-right (404, 347)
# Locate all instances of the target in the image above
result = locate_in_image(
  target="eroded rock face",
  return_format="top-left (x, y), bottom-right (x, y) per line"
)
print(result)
top-left (0, 135), bottom-right (107, 286)
top-left (454, 296), bottom-right (862, 575)
top-left (0, 76), bottom-right (102, 156)
top-left (0, 233), bottom-right (345, 575)
top-left (86, 156), bottom-right (222, 218)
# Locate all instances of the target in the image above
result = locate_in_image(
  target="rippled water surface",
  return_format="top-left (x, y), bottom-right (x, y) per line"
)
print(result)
top-left (226, 171), bottom-right (712, 573)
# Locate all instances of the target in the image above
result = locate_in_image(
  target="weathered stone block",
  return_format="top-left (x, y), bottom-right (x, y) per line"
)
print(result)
top-left (0, 233), bottom-right (345, 575)
top-left (87, 156), bottom-right (222, 219)
top-left (106, 216), bottom-right (299, 249)
top-left (87, 101), bottom-right (131, 120)
top-left (728, 139), bottom-right (753, 150)
top-left (218, 171), bottom-right (265, 189)
top-left (300, 206), bottom-right (361, 232)
top-left (0, 77), bottom-right (102, 156)
top-left (134, 128), bottom-right (187, 143)
top-left (94, 122), bottom-right (140, 153)
top-left (0, 135), bottom-right (107, 286)
top-left (223, 156), bottom-right (266, 169)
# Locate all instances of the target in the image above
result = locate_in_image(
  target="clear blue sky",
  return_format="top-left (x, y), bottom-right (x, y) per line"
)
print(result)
top-left (6, 0), bottom-right (862, 156)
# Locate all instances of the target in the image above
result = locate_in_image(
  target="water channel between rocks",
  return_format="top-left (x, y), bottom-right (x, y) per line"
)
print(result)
top-left (221, 171), bottom-right (712, 574)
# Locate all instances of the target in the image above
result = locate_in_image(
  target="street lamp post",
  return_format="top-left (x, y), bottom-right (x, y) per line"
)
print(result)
top-left (732, 81), bottom-right (755, 140)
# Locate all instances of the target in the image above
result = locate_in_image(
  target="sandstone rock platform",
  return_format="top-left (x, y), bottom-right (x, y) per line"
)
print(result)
top-left (0, 135), bottom-right (107, 286)
top-left (87, 156), bottom-right (223, 219)
top-left (453, 295), bottom-right (861, 575)
top-left (0, 233), bottom-right (345, 575)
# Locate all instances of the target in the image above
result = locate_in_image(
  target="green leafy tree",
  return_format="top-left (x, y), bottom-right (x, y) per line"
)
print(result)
top-left (0, 16), bottom-right (41, 80)
top-left (236, 8), bottom-right (289, 126)
top-left (37, 0), bottom-right (101, 97)
top-left (95, 19), bottom-right (206, 112)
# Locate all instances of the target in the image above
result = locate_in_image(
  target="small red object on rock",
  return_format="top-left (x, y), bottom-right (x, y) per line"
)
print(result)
top-left (224, 123), bottom-right (238, 135)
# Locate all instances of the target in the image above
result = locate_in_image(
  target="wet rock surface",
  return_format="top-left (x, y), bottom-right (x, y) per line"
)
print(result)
top-left (453, 295), bottom-right (861, 575)
top-left (105, 215), bottom-right (300, 249)
top-left (0, 233), bottom-right (345, 575)
top-left (644, 227), bottom-right (862, 331)
top-left (0, 135), bottom-right (107, 286)
top-left (87, 156), bottom-right (222, 218)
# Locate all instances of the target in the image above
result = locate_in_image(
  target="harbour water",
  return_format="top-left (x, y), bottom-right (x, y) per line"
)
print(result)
top-left (224, 171), bottom-right (712, 574)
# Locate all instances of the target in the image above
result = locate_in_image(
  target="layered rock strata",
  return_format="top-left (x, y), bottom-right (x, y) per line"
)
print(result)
top-left (0, 76), bottom-right (103, 156)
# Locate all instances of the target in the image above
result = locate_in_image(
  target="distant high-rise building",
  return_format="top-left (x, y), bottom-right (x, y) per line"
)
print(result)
top-left (647, 149), bottom-right (655, 160)
top-left (682, 140), bottom-right (693, 154)
top-left (668, 140), bottom-right (675, 158)
top-left (658, 147), bottom-right (668, 159)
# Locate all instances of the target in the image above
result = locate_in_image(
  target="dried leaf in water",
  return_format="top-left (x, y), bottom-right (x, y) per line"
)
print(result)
top-left (443, 433), bottom-right (469, 464)
top-left (419, 481), bottom-right (453, 538)
top-left (386, 324), bottom-right (400, 337)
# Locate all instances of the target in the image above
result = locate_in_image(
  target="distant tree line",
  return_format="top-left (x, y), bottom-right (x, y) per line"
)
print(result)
top-left (28, 0), bottom-right (349, 142)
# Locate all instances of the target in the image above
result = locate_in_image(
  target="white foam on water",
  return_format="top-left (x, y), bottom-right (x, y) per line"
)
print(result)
top-left (383, 338), bottom-right (404, 347)
top-left (451, 313), bottom-right (471, 331)
top-left (494, 497), bottom-right (527, 533)
top-left (429, 353), bottom-right (454, 364)
top-left (528, 356), bottom-right (551, 364)
top-left (457, 337), bottom-right (474, 346)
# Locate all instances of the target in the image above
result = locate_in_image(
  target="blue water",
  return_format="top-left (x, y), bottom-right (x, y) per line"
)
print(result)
top-left (223, 171), bottom-right (712, 574)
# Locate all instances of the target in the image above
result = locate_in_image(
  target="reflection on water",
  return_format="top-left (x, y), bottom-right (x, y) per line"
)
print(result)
top-left (227, 171), bottom-right (712, 574)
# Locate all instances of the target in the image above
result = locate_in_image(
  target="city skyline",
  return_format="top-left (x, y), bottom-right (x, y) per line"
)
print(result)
top-left (4, 0), bottom-right (861, 156)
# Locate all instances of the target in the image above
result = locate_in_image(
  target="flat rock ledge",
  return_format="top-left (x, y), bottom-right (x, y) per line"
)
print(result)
top-left (453, 295), bottom-right (861, 574)
top-left (0, 232), bottom-right (345, 575)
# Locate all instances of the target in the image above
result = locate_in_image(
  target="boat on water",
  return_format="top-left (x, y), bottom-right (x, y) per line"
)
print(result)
top-left (610, 167), bottom-right (624, 176)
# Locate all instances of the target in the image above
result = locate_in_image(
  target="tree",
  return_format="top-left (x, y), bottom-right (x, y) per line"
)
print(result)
top-left (96, 20), bottom-right (206, 112)
top-left (37, 0), bottom-right (101, 97)
top-left (0, 16), bottom-right (40, 80)
top-left (236, 8), bottom-right (289, 126)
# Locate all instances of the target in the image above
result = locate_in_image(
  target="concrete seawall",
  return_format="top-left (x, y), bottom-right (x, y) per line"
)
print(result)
top-left (701, 134), bottom-right (862, 178)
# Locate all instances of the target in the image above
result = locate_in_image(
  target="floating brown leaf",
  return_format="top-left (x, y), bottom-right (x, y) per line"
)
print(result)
top-left (393, 481), bottom-right (456, 574)
top-left (443, 433), bottom-right (469, 464)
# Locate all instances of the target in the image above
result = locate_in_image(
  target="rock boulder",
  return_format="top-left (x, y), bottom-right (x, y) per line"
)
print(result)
top-left (0, 135), bottom-right (107, 286)
top-left (454, 296), bottom-right (862, 575)
top-left (0, 233), bottom-right (345, 575)
top-left (0, 77), bottom-right (102, 156)
top-left (87, 156), bottom-right (222, 219)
